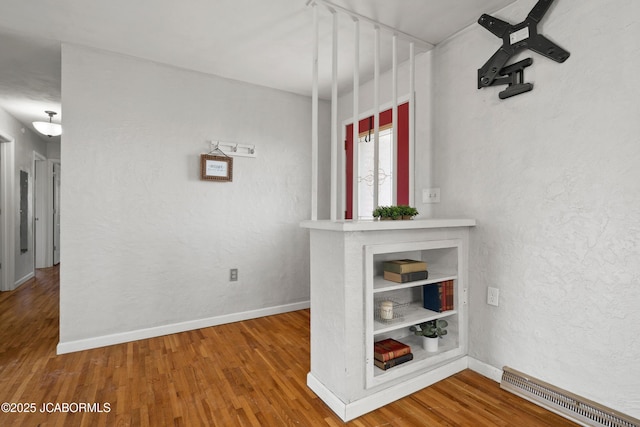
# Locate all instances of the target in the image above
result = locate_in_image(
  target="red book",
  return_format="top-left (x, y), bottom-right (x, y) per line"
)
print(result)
top-left (374, 338), bottom-right (411, 362)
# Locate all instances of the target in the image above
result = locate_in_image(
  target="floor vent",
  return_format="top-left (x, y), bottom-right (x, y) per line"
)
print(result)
top-left (500, 366), bottom-right (640, 427)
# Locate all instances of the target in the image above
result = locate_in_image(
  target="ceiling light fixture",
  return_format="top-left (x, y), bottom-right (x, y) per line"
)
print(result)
top-left (33, 111), bottom-right (62, 137)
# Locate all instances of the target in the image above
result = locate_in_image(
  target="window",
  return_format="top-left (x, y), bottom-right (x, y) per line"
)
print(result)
top-left (345, 102), bottom-right (409, 219)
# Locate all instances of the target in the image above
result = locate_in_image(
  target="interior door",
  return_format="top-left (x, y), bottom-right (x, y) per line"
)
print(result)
top-left (53, 162), bottom-right (61, 265)
top-left (34, 155), bottom-right (47, 268)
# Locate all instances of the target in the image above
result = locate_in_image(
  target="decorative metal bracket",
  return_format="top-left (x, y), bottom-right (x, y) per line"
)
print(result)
top-left (477, 0), bottom-right (569, 99)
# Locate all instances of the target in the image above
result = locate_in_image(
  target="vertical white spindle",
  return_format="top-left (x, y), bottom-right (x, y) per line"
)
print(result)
top-left (311, 3), bottom-right (319, 220)
top-left (391, 34), bottom-right (398, 205)
top-left (409, 42), bottom-right (415, 207)
top-left (352, 18), bottom-right (360, 220)
top-left (330, 9), bottom-right (338, 221)
top-left (373, 26), bottom-right (380, 210)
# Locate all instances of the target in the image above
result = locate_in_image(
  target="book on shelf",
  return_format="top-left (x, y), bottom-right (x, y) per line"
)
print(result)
top-left (373, 338), bottom-right (411, 362)
top-left (374, 352), bottom-right (414, 370)
top-left (441, 280), bottom-right (453, 311)
top-left (383, 270), bottom-right (429, 283)
top-left (423, 283), bottom-right (443, 312)
top-left (423, 280), bottom-right (455, 312)
top-left (382, 259), bottom-right (427, 274)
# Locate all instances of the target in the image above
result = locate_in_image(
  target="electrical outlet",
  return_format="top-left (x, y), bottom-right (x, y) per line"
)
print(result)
top-left (487, 287), bottom-right (500, 306)
top-left (230, 268), bottom-right (238, 282)
top-left (422, 188), bottom-right (441, 204)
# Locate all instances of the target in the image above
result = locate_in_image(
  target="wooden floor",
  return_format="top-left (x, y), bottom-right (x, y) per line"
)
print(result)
top-left (0, 266), bottom-right (578, 426)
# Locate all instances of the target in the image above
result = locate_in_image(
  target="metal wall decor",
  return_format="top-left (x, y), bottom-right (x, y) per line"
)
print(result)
top-left (477, 0), bottom-right (570, 99)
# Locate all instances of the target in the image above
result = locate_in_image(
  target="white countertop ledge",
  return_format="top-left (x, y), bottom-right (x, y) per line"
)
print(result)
top-left (300, 218), bottom-right (476, 232)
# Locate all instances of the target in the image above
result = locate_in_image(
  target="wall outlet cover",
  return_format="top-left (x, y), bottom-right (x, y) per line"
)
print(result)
top-left (487, 287), bottom-right (499, 306)
top-left (422, 188), bottom-right (441, 204)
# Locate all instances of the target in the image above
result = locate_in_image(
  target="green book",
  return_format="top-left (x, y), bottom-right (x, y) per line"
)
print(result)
top-left (383, 259), bottom-right (427, 274)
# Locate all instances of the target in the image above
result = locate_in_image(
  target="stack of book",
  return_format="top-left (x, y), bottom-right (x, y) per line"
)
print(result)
top-left (382, 259), bottom-right (428, 283)
top-left (373, 338), bottom-right (413, 370)
top-left (422, 280), bottom-right (455, 312)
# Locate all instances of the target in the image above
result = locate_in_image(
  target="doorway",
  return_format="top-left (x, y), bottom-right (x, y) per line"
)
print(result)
top-left (33, 153), bottom-right (61, 270)
top-left (0, 130), bottom-right (15, 291)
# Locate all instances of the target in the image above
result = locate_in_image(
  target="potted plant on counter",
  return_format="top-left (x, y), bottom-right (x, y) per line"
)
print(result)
top-left (410, 319), bottom-right (448, 352)
top-left (373, 205), bottom-right (418, 220)
top-left (399, 205), bottom-right (418, 220)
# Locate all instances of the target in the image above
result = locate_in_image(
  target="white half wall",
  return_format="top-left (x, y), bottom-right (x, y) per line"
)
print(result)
top-left (59, 45), bottom-right (327, 347)
top-left (431, 0), bottom-right (640, 418)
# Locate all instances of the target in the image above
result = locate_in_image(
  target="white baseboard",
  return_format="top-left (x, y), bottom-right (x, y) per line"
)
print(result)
top-left (307, 357), bottom-right (468, 422)
top-left (57, 300), bottom-right (310, 355)
top-left (306, 373), bottom-right (349, 420)
top-left (468, 357), bottom-right (503, 382)
top-left (13, 271), bottom-right (34, 289)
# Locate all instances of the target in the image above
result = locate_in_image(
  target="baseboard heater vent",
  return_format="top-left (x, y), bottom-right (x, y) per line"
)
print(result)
top-left (500, 366), bottom-right (640, 427)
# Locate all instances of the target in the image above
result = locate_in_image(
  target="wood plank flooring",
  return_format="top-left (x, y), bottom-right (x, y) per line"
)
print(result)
top-left (0, 266), bottom-right (578, 426)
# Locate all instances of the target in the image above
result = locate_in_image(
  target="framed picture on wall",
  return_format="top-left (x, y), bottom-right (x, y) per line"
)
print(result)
top-left (200, 154), bottom-right (233, 182)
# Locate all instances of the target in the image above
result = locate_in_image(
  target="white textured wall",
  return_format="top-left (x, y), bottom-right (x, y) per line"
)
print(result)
top-left (47, 140), bottom-right (61, 160)
top-left (0, 107), bottom-right (48, 285)
top-left (432, 0), bottom-right (640, 417)
top-left (59, 45), bottom-right (322, 344)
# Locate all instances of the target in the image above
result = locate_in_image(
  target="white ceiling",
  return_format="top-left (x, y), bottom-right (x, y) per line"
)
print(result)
top-left (0, 0), bottom-right (517, 140)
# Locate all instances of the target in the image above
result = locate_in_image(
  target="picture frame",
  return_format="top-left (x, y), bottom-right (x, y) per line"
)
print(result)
top-left (200, 154), bottom-right (233, 182)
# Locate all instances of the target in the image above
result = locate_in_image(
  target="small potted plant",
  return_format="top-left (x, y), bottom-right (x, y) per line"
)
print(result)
top-left (389, 206), bottom-right (401, 220)
top-left (398, 205), bottom-right (418, 220)
top-left (410, 319), bottom-right (448, 352)
top-left (372, 205), bottom-right (419, 220)
top-left (372, 206), bottom-right (393, 220)
top-left (372, 206), bottom-right (384, 220)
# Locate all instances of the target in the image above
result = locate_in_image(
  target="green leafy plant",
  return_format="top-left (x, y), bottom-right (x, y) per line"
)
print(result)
top-left (398, 205), bottom-right (418, 218)
top-left (372, 205), bottom-right (419, 220)
top-left (410, 319), bottom-right (448, 339)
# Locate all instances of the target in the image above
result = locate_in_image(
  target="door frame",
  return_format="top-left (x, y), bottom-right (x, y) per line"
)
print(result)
top-left (49, 160), bottom-right (61, 265)
top-left (0, 131), bottom-right (16, 291)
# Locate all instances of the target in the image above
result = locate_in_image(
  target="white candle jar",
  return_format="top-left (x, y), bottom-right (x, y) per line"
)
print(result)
top-left (380, 301), bottom-right (394, 320)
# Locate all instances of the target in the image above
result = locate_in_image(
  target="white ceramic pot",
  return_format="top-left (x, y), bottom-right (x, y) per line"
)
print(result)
top-left (422, 336), bottom-right (439, 353)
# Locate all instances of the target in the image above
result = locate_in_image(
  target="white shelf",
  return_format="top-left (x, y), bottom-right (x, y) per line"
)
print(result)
top-left (373, 271), bottom-right (457, 293)
top-left (300, 218), bottom-right (476, 232)
top-left (373, 303), bottom-right (456, 334)
top-left (365, 238), bottom-right (467, 390)
top-left (373, 333), bottom-right (460, 379)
